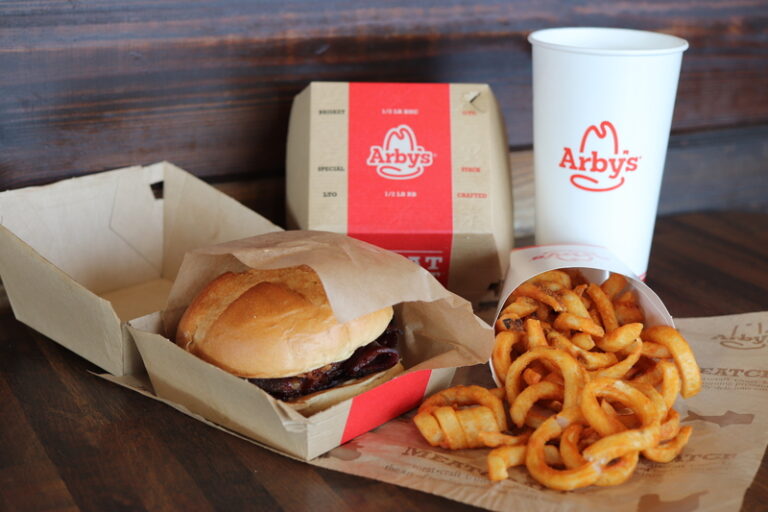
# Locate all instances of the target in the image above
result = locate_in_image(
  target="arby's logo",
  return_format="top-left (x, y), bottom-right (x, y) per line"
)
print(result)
top-left (367, 124), bottom-right (434, 180)
top-left (559, 121), bottom-right (640, 192)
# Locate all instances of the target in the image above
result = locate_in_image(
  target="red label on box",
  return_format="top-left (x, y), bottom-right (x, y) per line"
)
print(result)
top-left (341, 369), bottom-right (432, 444)
top-left (347, 83), bottom-right (453, 284)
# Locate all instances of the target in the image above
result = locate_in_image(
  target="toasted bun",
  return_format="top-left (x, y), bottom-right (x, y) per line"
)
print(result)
top-left (175, 265), bottom-right (394, 378)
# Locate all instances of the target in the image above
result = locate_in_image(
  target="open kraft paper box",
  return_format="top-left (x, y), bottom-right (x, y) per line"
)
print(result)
top-left (0, 162), bottom-right (281, 376)
top-left (124, 230), bottom-right (495, 461)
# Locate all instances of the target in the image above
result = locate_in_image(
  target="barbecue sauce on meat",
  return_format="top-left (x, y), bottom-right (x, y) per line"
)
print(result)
top-left (249, 323), bottom-right (402, 401)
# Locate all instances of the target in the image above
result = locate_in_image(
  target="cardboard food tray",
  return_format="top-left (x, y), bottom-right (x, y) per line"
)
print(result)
top-left (0, 162), bottom-right (281, 376)
top-left (119, 230), bottom-right (495, 460)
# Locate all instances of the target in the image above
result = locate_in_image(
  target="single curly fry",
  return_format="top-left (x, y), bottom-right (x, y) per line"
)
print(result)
top-left (557, 289), bottom-right (591, 318)
top-left (522, 367), bottom-right (544, 386)
top-left (563, 268), bottom-right (589, 287)
top-left (593, 451), bottom-right (639, 487)
top-left (595, 323), bottom-right (643, 352)
top-left (413, 411), bottom-right (444, 447)
top-left (547, 329), bottom-right (618, 371)
top-left (525, 408), bottom-right (602, 491)
top-left (581, 378), bottom-right (644, 436)
top-left (640, 341), bottom-right (673, 359)
top-left (533, 300), bottom-right (553, 323)
top-left (632, 359), bottom-right (681, 411)
top-left (543, 371), bottom-right (565, 386)
top-left (488, 444), bottom-right (562, 480)
top-left (524, 404), bottom-right (556, 429)
top-left (602, 399), bottom-right (640, 429)
top-left (498, 296), bottom-right (539, 321)
top-left (588, 306), bottom-right (603, 331)
top-left (492, 330), bottom-right (524, 384)
top-left (629, 381), bottom-right (668, 426)
top-left (658, 408), bottom-right (681, 442)
top-left (641, 326), bottom-right (702, 398)
top-left (510, 380), bottom-right (565, 428)
top-left (574, 283), bottom-right (589, 299)
top-left (524, 318), bottom-right (548, 349)
top-left (583, 426), bottom-right (660, 465)
top-left (643, 426), bottom-right (693, 462)
top-left (489, 387), bottom-right (506, 401)
top-left (505, 347), bottom-right (585, 411)
top-left (495, 311), bottom-right (526, 333)
top-left (420, 385), bottom-right (508, 432)
top-left (615, 303), bottom-right (645, 325)
top-left (528, 270), bottom-right (572, 289)
top-left (543, 445), bottom-right (563, 466)
top-left (571, 332), bottom-right (596, 351)
top-left (559, 424), bottom-right (587, 469)
top-left (601, 273), bottom-right (629, 300)
top-left (432, 406), bottom-right (469, 449)
top-left (589, 340), bottom-right (642, 379)
top-left (559, 423), bottom-right (639, 487)
top-left (554, 312), bottom-right (605, 338)
top-left (455, 406), bottom-right (506, 449)
top-left (581, 380), bottom-right (662, 463)
top-left (587, 283), bottom-right (619, 333)
top-left (513, 282), bottom-right (565, 312)
top-left (478, 430), bottom-right (531, 448)
top-left (615, 289), bottom-right (638, 305)
top-left (487, 445), bottom-right (527, 482)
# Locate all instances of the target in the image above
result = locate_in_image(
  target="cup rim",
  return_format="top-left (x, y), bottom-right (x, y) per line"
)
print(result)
top-left (528, 27), bottom-right (688, 56)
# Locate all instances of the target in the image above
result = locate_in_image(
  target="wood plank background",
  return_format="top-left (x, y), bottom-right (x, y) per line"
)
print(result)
top-left (1, 0), bottom-right (767, 228)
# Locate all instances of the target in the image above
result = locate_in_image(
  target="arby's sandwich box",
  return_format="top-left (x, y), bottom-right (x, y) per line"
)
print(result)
top-left (286, 82), bottom-right (514, 307)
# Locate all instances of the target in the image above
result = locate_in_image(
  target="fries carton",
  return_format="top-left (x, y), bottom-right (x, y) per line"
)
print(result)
top-left (122, 230), bottom-right (494, 460)
top-left (286, 82), bottom-right (514, 307)
top-left (0, 162), bottom-right (281, 375)
top-left (498, 244), bottom-right (671, 321)
top-left (490, 243), bottom-right (673, 383)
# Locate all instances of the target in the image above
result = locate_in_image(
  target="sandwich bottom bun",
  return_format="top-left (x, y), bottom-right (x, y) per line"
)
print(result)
top-left (289, 362), bottom-right (405, 416)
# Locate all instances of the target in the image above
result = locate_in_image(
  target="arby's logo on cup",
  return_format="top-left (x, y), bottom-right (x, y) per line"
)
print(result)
top-left (366, 124), bottom-right (435, 180)
top-left (558, 121), bottom-right (640, 192)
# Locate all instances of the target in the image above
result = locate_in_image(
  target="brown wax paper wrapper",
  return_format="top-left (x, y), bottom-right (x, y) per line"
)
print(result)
top-left (310, 311), bottom-right (768, 511)
top-left (164, 230), bottom-right (486, 333)
top-left (161, 231), bottom-right (492, 368)
top-left (131, 230), bottom-right (493, 459)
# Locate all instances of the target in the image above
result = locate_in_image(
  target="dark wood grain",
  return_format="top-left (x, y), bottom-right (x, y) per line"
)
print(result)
top-left (0, 211), bottom-right (766, 512)
top-left (660, 125), bottom-right (768, 215)
top-left (1, 1), bottom-right (767, 189)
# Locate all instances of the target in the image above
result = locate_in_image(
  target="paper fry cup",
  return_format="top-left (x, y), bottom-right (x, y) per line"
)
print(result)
top-left (491, 244), bottom-right (673, 385)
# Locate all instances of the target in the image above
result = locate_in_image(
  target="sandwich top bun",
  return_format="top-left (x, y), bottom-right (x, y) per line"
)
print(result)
top-left (175, 265), bottom-right (394, 379)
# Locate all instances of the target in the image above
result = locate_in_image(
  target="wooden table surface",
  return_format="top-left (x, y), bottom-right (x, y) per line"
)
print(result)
top-left (1, 211), bottom-right (767, 512)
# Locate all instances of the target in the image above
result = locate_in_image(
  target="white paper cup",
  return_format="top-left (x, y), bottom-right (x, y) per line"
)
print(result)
top-left (529, 27), bottom-right (688, 279)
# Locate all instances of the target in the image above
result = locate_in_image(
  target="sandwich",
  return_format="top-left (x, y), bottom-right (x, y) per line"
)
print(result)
top-left (175, 264), bottom-right (402, 414)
